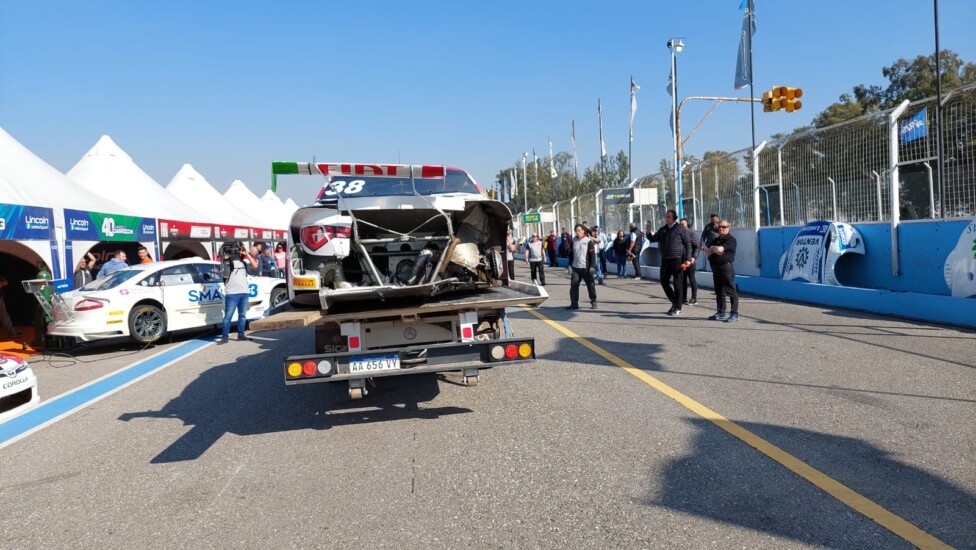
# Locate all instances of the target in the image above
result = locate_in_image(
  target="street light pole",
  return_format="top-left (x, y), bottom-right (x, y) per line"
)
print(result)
top-left (521, 152), bottom-right (528, 213)
top-left (668, 38), bottom-right (685, 219)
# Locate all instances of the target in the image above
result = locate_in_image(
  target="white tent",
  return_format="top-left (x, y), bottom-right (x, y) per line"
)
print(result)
top-left (1, 126), bottom-right (140, 279)
top-left (1, 128), bottom-right (134, 216)
top-left (165, 164), bottom-right (267, 239)
top-left (224, 180), bottom-right (285, 230)
top-left (283, 198), bottom-right (300, 215)
top-left (67, 136), bottom-right (217, 226)
top-left (260, 189), bottom-right (294, 228)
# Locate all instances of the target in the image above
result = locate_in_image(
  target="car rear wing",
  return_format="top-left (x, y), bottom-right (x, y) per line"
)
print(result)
top-left (271, 162), bottom-right (446, 191)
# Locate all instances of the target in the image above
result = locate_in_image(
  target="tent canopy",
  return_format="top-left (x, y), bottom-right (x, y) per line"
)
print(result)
top-left (165, 164), bottom-right (266, 230)
top-left (224, 180), bottom-right (285, 230)
top-left (67, 135), bottom-right (217, 225)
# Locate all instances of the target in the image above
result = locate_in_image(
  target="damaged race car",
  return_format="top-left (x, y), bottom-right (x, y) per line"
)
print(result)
top-left (273, 163), bottom-right (512, 312)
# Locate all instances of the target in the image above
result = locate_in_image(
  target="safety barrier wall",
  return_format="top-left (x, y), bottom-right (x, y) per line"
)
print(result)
top-left (757, 219), bottom-right (970, 296)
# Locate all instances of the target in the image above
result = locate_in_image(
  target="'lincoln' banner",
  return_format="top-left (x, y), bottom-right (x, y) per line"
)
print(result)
top-left (158, 219), bottom-right (213, 240)
top-left (0, 202), bottom-right (55, 240)
top-left (214, 224), bottom-right (252, 241)
top-left (64, 209), bottom-right (156, 242)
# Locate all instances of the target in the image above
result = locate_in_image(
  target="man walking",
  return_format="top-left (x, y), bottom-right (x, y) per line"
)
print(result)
top-left (646, 210), bottom-right (692, 316)
top-left (566, 225), bottom-right (597, 310)
top-left (524, 234), bottom-right (547, 286)
top-left (706, 219), bottom-right (739, 322)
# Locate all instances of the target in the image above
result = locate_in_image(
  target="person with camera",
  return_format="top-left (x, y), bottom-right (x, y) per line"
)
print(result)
top-left (218, 242), bottom-right (255, 344)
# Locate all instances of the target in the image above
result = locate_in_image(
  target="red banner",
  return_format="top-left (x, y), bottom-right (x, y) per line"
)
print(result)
top-left (214, 224), bottom-right (252, 241)
top-left (253, 228), bottom-right (287, 242)
top-left (158, 219), bottom-right (213, 240)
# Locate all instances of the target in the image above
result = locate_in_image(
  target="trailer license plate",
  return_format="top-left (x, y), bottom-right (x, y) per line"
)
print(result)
top-left (349, 355), bottom-right (400, 373)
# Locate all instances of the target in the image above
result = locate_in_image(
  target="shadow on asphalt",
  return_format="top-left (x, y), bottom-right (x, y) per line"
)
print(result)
top-left (649, 417), bottom-right (976, 549)
top-left (117, 330), bottom-right (472, 464)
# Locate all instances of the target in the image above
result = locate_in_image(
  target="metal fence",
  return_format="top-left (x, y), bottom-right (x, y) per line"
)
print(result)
top-left (524, 83), bottom-right (976, 234)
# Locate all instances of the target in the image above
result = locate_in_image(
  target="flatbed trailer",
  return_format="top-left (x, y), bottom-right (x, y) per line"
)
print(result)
top-left (249, 280), bottom-right (547, 399)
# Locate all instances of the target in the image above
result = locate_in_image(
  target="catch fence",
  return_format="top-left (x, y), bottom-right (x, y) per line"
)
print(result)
top-left (523, 84), bottom-right (975, 234)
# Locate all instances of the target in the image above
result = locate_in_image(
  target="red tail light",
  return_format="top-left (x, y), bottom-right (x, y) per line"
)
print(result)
top-left (504, 344), bottom-right (518, 360)
top-left (300, 225), bottom-right (351, 251)
top-left (302, 361), bottom-right (317, 376)
top-left (75, 299), bottom-right (104, 311)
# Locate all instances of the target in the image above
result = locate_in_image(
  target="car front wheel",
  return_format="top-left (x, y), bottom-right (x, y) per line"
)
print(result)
top-left (270, 287), bottom-right (288, 309)
top-left (129, 304), bottom-right (167, 344)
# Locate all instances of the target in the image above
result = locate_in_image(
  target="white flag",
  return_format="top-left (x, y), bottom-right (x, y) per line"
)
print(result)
top-left (548, 136), bottom-right (557, 179)
top-left (571, 119), bottom-right (579, 178)
top-left (630, 76), bottom-right (641, 143)
top-left (598, 98), bottom-right (606, 158)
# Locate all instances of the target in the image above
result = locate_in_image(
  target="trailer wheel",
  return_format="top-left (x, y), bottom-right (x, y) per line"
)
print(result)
top-left (463, 375), bottom-right (479, 387)
top-left (349, 388), bottom-right (364, 400)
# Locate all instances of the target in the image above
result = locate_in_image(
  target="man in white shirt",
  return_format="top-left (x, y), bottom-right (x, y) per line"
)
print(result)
top-left (591, 225), bottom-right (608, 285)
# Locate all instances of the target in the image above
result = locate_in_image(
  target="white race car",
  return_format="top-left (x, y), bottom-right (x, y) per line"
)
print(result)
top-left (0, 353), bottom-right (39, 422)
top-left (48, 258), bottom-right (288, 344)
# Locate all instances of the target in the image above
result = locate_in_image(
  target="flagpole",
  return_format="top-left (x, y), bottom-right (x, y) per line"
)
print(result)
top-left (748, 0), bottom-right (756, 162)
top-left (629, 76), bottom-right (640, 184)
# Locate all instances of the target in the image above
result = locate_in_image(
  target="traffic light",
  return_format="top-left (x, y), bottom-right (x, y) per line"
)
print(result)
top-left (762, 86), bottom-right (803, 113)
top-left (781, 86), bottom-right (803, 112)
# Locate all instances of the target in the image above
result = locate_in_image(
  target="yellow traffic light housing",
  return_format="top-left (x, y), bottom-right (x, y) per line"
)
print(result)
top-left (762, 86), bottom-right (802, 113)
top-left (781, 87), bottom-right (803, 112)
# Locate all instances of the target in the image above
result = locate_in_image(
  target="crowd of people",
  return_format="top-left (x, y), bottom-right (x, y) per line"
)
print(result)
top-left (515, 212), bottom-right (740, 322)
top-left (0, 240), bottom-right (292, 348)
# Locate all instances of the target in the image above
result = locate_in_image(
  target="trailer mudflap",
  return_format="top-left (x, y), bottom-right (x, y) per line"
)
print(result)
top-left (283, 337), bottom-right (536, 385)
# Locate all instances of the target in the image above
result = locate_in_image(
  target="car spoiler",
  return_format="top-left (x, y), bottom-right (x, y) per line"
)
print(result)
top-left (271, 162), bottom-right (446, 192)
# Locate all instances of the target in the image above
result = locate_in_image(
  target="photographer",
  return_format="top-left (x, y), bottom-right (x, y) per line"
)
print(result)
top-left (218, 242), bottom-right (255, 344)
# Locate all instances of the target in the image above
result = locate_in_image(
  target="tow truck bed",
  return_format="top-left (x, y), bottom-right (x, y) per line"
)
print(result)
top-left (250, 280), bottom-right (545, 332)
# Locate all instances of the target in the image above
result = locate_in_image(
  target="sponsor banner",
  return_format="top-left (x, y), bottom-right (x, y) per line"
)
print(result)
top-left (158, 218), bottom-right (213, 240)
top-left (254, 228), bottom-right (282, 241)
top-left (900, 108), bottom-right (927, 144)
top-left (603, 187), bottom-right (634, 205)
top-left (0, 202), bottom-right (55, 240)
top-left (779, 221), bottom-right (865, 285)
top-left (214, 224), bottom-right (252, 240)
top-left (943, 217), bottom-right (976, 298)
top-left (64, 209), bottom-right (156, 242)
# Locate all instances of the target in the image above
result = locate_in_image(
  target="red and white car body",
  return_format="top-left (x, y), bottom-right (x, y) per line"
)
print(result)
top-left (274, 162), bottom-right (515, 312)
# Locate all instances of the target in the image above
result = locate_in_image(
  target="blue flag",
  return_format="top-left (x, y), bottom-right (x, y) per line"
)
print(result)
top-left (900, 108), bottom-right (927, 143)
top-left (734, 0), bottom-right (756, 90)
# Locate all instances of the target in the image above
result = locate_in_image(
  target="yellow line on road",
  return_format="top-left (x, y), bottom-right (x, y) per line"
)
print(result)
top-left (522, 306), bottom-right (953, 550)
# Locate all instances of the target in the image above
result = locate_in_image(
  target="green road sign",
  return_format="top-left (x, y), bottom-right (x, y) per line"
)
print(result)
top-left (522, 212), bottom-right (541, 223)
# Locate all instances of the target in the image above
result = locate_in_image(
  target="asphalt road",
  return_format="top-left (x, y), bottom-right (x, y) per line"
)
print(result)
top-left (2, 268), bottom-right (974, 549)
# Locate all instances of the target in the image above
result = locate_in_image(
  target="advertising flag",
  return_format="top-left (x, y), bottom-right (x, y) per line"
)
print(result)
top-left (899, 108), bottom-right (928, 143)
top-left (734, 0), bottom-right (756, 89)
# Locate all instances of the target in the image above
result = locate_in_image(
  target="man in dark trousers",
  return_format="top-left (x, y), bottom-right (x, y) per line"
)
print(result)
top-left (545, 230), bottom-right (559, 267)
top-left (646, 210), bottom-right (692, 316)
top-left (679, 218), bottom-right (699, 305)
top-left (700, 214), bottom-right (721, 273)
top-left (627, 222), bottom-right (643, 279)
top-left (706, 219), bottom-right (739, 322)
top-left (566, 225), bottom-right (597, 310)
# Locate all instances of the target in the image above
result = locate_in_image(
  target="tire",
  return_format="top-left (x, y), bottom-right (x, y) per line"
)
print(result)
top-left (128, 304), bottom-right (167, 344)
top-left (269, 287), bottom-right (288, 309)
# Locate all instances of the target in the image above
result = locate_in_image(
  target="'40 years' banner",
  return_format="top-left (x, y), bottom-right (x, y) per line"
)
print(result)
top-left (0, 202), bottom-right (55, 240)
top-left (64, 209), bottom-right (156, 242)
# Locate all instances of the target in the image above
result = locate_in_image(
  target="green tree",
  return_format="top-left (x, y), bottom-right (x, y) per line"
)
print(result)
top-left (813, 50), bottom-right (976, 128)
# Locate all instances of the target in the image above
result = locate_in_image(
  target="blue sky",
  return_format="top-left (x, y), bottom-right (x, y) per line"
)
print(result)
top-left (2, 0), bottom-right (974, 208)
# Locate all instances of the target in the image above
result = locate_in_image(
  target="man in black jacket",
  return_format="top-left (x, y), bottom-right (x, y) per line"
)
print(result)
top-left (679, 218), bottom-right (699, 305)
top-left (646, 209), bottom-right (692, 316)
top-left (706, 219), bottom-right (739, 322)
top-left (700, 214), bottom-right (720, 272)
